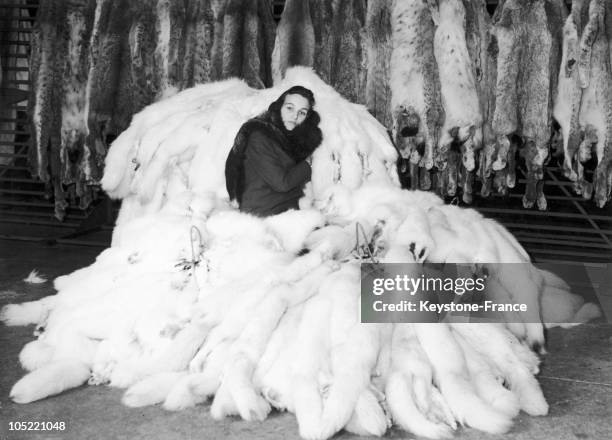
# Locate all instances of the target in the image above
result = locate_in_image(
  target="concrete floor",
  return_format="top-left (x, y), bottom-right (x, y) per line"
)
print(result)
top-left (0, 239), bottom-right (611, 440)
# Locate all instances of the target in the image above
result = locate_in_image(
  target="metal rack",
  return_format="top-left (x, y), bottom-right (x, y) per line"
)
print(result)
top-left (0, 2), bottom-right (112, 246)
top-left (473, 165), bottom-right (612, 264)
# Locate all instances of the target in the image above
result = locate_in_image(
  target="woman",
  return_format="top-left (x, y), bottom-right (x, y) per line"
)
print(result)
top-left (225, 86), bottom-right (323, 216)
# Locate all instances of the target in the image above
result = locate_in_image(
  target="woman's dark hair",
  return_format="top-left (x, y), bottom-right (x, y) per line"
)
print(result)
top-left (269, 86), bottom-right (316, 114)
top-left (267, 86), bottom-right (322, 162)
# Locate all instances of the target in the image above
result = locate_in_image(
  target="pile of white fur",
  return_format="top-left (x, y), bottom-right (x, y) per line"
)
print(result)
top-left (1, 68), bottom-right (600, 440)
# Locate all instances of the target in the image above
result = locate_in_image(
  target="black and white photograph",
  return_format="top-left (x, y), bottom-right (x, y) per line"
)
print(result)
top-left (0, 0), bottom-right (611, 439)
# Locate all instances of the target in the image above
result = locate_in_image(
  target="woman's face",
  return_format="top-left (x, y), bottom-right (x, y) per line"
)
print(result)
top-left (280, 94), bottom-right (310, 131)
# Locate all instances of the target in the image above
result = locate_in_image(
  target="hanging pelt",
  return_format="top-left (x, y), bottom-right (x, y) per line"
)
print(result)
top-left (59, 0), bottom-right (97, 211)
top-left (544, 0), bottom-right (568, 134)
top-left (607, 0), bottom-right (612, 74)
top-left (180, 0), bottom-right (215, 89)
top-left (109, 10), bottom-right (138, 138)
top-left (434, 0), bottom-right (483, 201)
top-left (578, 0), bottom-right (612, 208)
top-left (127, 0), bottom-right (158, 111)
top-left (363, 0), bottom-right (392, 127)
top-left (271, 0), bottom-right (315, 84)
top-left (491, 0), bottom-right (522, 197)
top-left (28, 0), bottom-right (65, 185)
top-left (461, 0), bottom-right (498, 199)
top-left (519, 0), bottom-right (554, 210)
top-left (462, 0), bottom-right (494, 203)
top-left (390, 0), bottom-right (444, 188)
top-left (153, 0), bottom-right (186, 98)
top-left (542, 0), bottom-right (568, 200)
top-left (221, 0), bottom-right (245, 80)
top-left (307, 0), bottom-right (334, 85)
top-left (241, 0), bottom-right (276, 88)
top-left (272, 0), bottom-right (364, 100)
top-left (28, 0), bottom-right (70, 219)
top-left (329, 0), bottom-right (367, 104)
top-left (492, 0), bottom-right (561, 210)
top-left (83, 0), bottom-right (131, 187)
top-left (220, 0), bottom-right (274, 88)
top-left (543, 0), bottom-right (567, 187)
top-left (553, 0), bottom-right (588, 187)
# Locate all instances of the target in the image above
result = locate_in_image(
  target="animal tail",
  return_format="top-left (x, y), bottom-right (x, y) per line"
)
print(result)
top-left (505, 367), bottom-right (549, 416)
top-left (538, 269), bottom-right (571, 291)
top-left (541, 284), bottom-right (602, 328)
top-left (344, 388), bottom-right (389, 437)
top-left (224, 355), bottom-right (270, 421)
top-left (0, 296), bottom-right (56, 326)
top-left (317, 370), bottom-right (365, 439)
top-left (210, 380), bottom-right (239, 420)
top-left (19, 339), bottom-right (55, 372)
top-left (293, 375), bottom-right (324, 440)
top-left (573, 302), bottom-right (602, 324)
top-left (163, 372), bottom-right (217, 411)
top-left (438, 373), bottom-right (514, 434)
top-left (122, 372), bottom-right (187, 407)
top-left (385, 372), bottom-right (453, 439)
top-left (10, 360), bottom-right (90, 403)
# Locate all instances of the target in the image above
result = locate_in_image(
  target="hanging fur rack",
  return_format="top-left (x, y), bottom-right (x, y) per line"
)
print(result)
top-left (22, 0), bottom-right (612, 216)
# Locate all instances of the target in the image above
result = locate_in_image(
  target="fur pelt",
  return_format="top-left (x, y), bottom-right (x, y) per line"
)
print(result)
top-left (308, 0), bottom-right (334, 84)
top-left (389, 0), bottom-right (444, 176)
top-left (127, 0), bottom-right (159, 106)
top-left (58, 0), bottom-right (95, 185)
top-left (241, 0), bottom-right (275, 88)
top-left (576, 0), bottom-right (612, 207)
top-left (434, 0), bottom-right (483, 202)
top-left (271, 0), bottom-right (315, 84)
top-left (363, 0), bottom-right (393, 127)
top-left (28, 0), bottom-right (67, 218)
top-left (463, 0), bottom-right (495, 203)
top-left (221, 0), bottom-right (245, 79)
top-left (221, 0), bottom-right (274, 88)
top-left (434, 0), bottom-right (482, 172)
top-left (519, 0), bottom-right (554, 210)
top-left (180, 0), bottom-right (215, 88)
top-left (491, 0), bottom-right (565, 210)
top-left (329, 0), bottom-right (367, 104)
top-left (83, 0), bottom-right (131, 189)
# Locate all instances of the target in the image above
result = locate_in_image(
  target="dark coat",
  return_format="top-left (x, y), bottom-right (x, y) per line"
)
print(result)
top-left (239, 129), bottom-right (311, 216)
top-left (225, 105), bottom-right (322, 216)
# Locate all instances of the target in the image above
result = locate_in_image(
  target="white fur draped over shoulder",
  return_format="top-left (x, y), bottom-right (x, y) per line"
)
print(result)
top-left (1, 68), bottom-right (600, 440)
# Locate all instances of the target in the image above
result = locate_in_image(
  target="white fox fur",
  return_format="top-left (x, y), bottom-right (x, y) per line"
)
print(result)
top-left (386, 324), bottom-right (454, 439)
top-left (1, 296), bottom-right (56, 326)
top-left (122, 372), bottom-right (187, 407)
top-left (414, 323), bottom-right (514, 434)
top-left (450, 323), bottom-right (548, 416)
top-left (4, 68), bottom-right (599, 440)
top-left (343, 387), bottom-right (389, 437)
top-left (541, 285), bottom-right (601, 328)
top-left (11, 360), bottom-right (91, 404)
